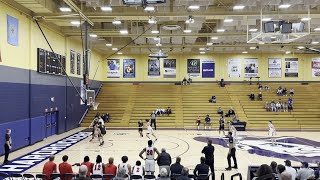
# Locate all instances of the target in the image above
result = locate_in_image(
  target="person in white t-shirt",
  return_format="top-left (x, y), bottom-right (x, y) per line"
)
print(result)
top-left (139, 140), bottom-right (160, 175)
top-left (284, 160), bottom-right (297, 180)
top-left (132, 160), bottom-right (145, 176)
top-left (118, 156), bottom-right (132, 176)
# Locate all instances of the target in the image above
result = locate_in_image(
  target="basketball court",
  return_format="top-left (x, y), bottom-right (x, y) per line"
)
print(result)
top-left (1, 128), bottom-right (319, 179)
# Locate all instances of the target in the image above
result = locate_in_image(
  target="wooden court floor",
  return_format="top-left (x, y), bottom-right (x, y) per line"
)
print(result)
top-left (1, 128), bottom-right (319, 180)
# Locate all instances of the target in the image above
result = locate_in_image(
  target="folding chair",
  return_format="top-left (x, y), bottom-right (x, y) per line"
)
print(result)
top-left (63, 173), bottom-right (75, 180)
top-left (144, 175), bottom-right (156, 180)
top-left (130, 175), bottom-right (142, 180)
top-left (50, 173), bottom-right (60, 180)
top-left (35, 174), bottom-right (48, 180)
top-left (23, 174), bottom-right (36, 180)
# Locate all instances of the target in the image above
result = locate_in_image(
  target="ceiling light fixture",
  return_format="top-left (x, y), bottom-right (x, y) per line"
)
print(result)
top-left (188, 5), bottom-right (200, 10)
top-left (200, 51), bottom-right (206, 54)
top-left (314, 28), bottom-right (320, 31)
top-left (211, 37), bottom-right (218, 40)
top-left (89, 34), bottom-right (97, 38)
top-left (262, 18), bottom-right (271, 21)
top-left (242, 51), bottom-right (248, 54)
top-left (249, 28), bottom-right (258, 32)
top-left (207, 42), bottom-right (213, 46)
top-left (285, 51), bottom-right (291, 54)
top-left (250, 47), bottom-right (256, 50)
top-left (112, 20), bottom-right (121, 25)
top-left (112, 48), bottom-right (118, 51)
top-left (59, 7), bottom-right (71, 12)
top-left (311, 41), bottom-right (319, 44)
top-left (117, 52), bottom-right (123, 55)
top-left (151, 30), bottom-right (159, 34)
top-left (199, 48), bottom-right (205, 51)
top-left (224, 19), bottom-right (233, 23)
top-left (183, 29), bottom-right (192, 33)
top-left (106, 43), bottom-right (112, 46)
top-left (297, 46), bottom-right (304, 49)
top-left (217, 29), bottom-right (225, 32)
top-left (70, 21), bottom-right (81, 25)
top-left (301, 17), bottom-right (311, 21)
top-left (279, 4), bottom-right (291, 9)
top-left (144, 6), bottom-right (155, 11)
top-left (101, 6), bottom-right (112, 11)
top-left (120, 30), bottom-right (128, 34)
top-left (233, 5), bottom-right (245, 10)
top-left (156, 43), bottom-right (162, 47)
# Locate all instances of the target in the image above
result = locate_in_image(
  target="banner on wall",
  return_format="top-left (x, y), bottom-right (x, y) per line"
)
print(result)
top-left (7, 15), bottom-right (19, 46)
top-left (107, 59), bottom-right (120, 78)
top-left (70, 50), bottom-right (75, 74)
top-left (312, 58), bottom-right (320, 77)
top-left (123, 59), bottom-right (136, 78)
top-left (202, 59), bottom-right (215, 78)
top-left (187, 59), bottom-right (200, 78)
top-left (80, 80), bottom-right (85, 105)
top-left (268, 58), bottom-right (282, 78)
top-left (163, 59), bottom-right (176, 78)
top-left (76, 53), bottom-right (81, 75)
top-left (244, 58), bottom-right (258, 78)
top-left (148, 59), bottom-right (161, 78)
top-left (285, 58), bottom-right (298, 77)
top-left (228, 59), bottom-right (241, 78)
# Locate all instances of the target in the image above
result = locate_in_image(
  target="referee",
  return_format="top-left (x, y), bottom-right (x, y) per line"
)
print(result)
top-left (201, 139), bottom-right (215, 180)
top-left (3, 129), bottom-right (12, 165)
top-left (225, 131), bottom-right (237, 170)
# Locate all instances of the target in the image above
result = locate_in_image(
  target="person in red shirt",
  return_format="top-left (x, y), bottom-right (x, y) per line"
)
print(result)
top-left (104, 157), bottom-right (117, 176)
top-left (42, 155), bottom-right (57, 178)
top-left (59, 155), bottom-right (73, 180)
top-left (81, 156), bottom-right (93, 177)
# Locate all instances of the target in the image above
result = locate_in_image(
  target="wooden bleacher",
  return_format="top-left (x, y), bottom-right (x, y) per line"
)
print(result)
top-left (81, 83), bottom-right (320, 130)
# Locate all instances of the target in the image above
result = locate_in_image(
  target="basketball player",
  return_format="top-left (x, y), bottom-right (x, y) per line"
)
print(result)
top-left (97, 117), bottom-right (106, 146)
top-left (138, 120), bottom-right (143, 137)
top-left (196, 116), bottom-right (201, 130)
top-left (118, 156), bottom-right (131, 176)
top-left (93, 155), bottom-right (104, 176)
top-left (89, 118), bottom-right (99, 142)
top-left (219, 116), bottom-right (225, 136)
top-left (268, 121), bottom-right (276, 146)
top-left (132, 160), bottom-right (145, 176)
top-left (139, 140), bottom-right (160, 175)
top-left (225, 132), bottom-right (238, 170)
top-left (229, 122), bottom-right (238, 142)
top-left (146, 119), bottom-right (157, 140)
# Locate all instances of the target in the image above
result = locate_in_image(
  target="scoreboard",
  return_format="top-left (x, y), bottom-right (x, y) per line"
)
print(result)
top-left (37, 48), bottom-right (66, 76)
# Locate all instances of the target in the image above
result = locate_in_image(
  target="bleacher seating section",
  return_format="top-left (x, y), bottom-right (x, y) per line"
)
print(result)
top-left (81, 83), bottom-right (320, 130)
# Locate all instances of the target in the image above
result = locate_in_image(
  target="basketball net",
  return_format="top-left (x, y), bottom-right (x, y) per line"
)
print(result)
top-left (91, 102), bottom-right (99, 110)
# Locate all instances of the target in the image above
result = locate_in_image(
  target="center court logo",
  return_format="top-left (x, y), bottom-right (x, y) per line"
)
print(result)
top-left (194, 136), bottom-right (320, 163)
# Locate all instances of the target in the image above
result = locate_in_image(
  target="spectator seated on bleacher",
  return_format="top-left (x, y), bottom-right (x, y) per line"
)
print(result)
top-left (258, 84), bottom-right (263, 90)
top-left (270, 100), bottom-right (276, 112)
top-left (182, 77), bottom-right (188, 85)
top-left (225, 107), bottom-right (236, 117)
top-left (264, 86), bottom-right (270, 90)
top-left (188, 77), bottom-right (192, 84)
top-left (289, 88), bottom-right (294, 96)
top-left (220, 79), bottom-right (225, 87)
top-left (277, 87), bottom-right (283, 95)
top-left (288, 103), bottom-right (293, 112)
top-left (156, 108), bottom-right (161, 116)
top-left (208, 96), bottom-right (216, 103)
top-left (276, 101), bottom-right (281, 112)
top-left (249, 93), bottom-right (255, 101)
top-left (283, 88), bottom-right (287, 96)
top-left (217, 107), bottom-right (223, 115)
top-left (257, 92), bottom-right (263, 101)
top-left (277, 164), bottom-right (292, 180)
top-left (265, 102), bottom-right (271, 112)
top-left (282, 102), bottom-right (288, 112)
top-left (166, 107), bottom-right (172, 116)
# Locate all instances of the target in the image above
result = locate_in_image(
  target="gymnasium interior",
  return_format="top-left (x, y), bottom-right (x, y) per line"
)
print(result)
top-left (0, 0), bottom-right (320, 180)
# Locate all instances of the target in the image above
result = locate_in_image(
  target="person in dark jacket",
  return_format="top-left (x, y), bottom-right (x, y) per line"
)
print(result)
top-left (194, 157), bottom-right (209, 179)
top-left (157, 148), bottom-right (172, 176)
top-left (170, 157), bottom-right (184, 175)
top-left (202, 139), bottom-right (215, 180)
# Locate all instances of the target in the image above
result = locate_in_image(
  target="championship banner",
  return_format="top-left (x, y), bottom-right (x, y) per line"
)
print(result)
top-left (312, 58), bottom-right (320, 77)
top-left (285, 58), bottom-right (298, 77)
top-left (268, 58), bottom-right (282, 78)
top-left (76, 53), bottom-right (81, 75)
top-left (187, 59), bottom-right (200, 78)
top-left (228, 59), bottom-right (241, 78)
top-left (202, 59), bottom-right (215, 78)
top-left (123, 59), bottom-right (135, 78)
top-left (7, 15), bottom-right (19, 46)
top-left (80, 80), bottom-right (85, 105)
top-left (107, 59), bottom-right (120, 78)
top-left (148, 59), bottom-right (160, 78)
top-left (244, 58), bottom-right (258, 78)
top-left (163, 59), bottom-right (176, 78)
top-left (70, 50), bottom-right (75, 74)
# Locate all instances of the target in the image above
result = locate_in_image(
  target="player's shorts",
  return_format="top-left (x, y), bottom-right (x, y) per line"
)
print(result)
top-left (145, 159), bottom-right (155, 172)
top-left (138, 128), bottom-right (143, 132)
top-left (269, 130), bottom-right (275, 137)
top-left (219, 125), bottom-right (224, 130)
top-left (147, 127), bottom-right (153, 134)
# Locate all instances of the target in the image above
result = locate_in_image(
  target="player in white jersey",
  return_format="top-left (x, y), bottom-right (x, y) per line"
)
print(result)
top-left (146, 119), bottom-right (157, 140)
top-left (268, 121), bottom-right (276, 146)
top-left (139, 140), bottom-right (160, 175)
top-left (92, 155), bottom-right (104, 175)
top-left (89, 117), bottom-right (105, 146)
top-left (118, 156), bottom-right (132, 176)
top-left (132, 160), bottom-right (145, 176)
top-left (229, 122), bottom-right (238, 143)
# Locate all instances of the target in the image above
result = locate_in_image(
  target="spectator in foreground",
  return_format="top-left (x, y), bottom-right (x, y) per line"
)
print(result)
top-left (201, 139), bottom-right (215, 180)
top-left (253, 164), bottom-right (274, 180)
top-left (270, 161), bottom-right (277, 174)
top-left (59, 155), bottom-right (73, 180)
top-left (81, 156), bottom-right (93, 177)
top-left (42, 155), bottom-right (57, 178)
top-left (284, 160), bottom-right (296, 180)
top-left (315, 161), bottom-right (320, 179)
top-left (217, 107), bottom-right (223, 115)
top-left (257, 92), bottom-right (262, 101)
top-left (104, 157), bottom-right (117, 177)
top-left (75, 165), bottom-right (91, 180)
top-left (157, 168), bottom-right (170, 180)
top-left (296, 162), bottom-right (315, 180)
top-left (177, 167), bottom-right (191, 180)
top-left (157, 148), bottom-right (172, 174)
top-left (170, 157), bottom-right (184, 175)
top-left (193, 157), bottom-right (209, 179)
top-left (277, 164), bottom-right (292, 180)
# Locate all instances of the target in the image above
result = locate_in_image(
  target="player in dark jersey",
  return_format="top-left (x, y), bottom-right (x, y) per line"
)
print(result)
top-left (219, 115), bottom-right (225, 136)
top-left (138, 120), bottom-right (143, 137)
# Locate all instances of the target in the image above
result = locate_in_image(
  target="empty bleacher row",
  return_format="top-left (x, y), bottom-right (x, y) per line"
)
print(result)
top-left (81, 83), bottom-right (320, 130)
